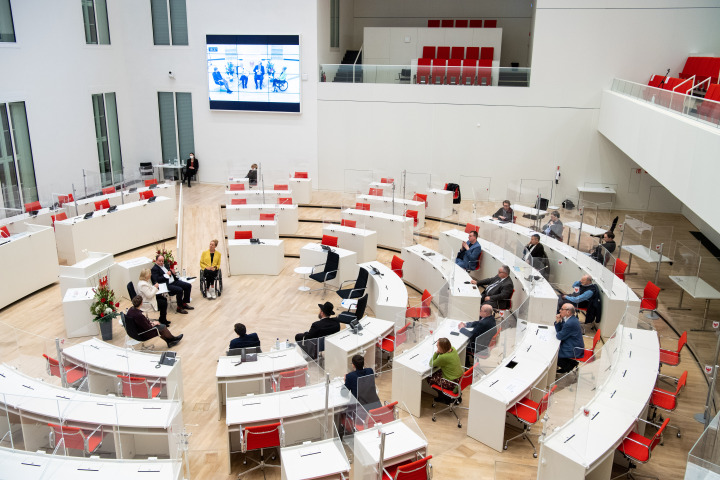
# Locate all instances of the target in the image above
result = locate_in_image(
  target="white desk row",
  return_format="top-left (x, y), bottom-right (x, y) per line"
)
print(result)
top-left (73, 183), bottom-right (176, 215)
top-left (226, 204), bottom-right (298, 235)
top-left (226, 219), bottom-right (279, 239)
top-left (55, 197), bottom-right (175, 265)
top-left (341, 209), bottom-right (413, 250)
top-left (538, 326), bottom-right (659, 480)
top-left (367, 181), bottom-right (395, 197)
top-left (359, 261), bottom-right (409, 327)
top-left (281, 437), bottom-right (350, 480)
top-left (227, 239), bottom-right (285, 275)
top-left (289, 177), bottom-right (312, 204)
top-left (225, 189), bottom-right (292, 204)
top-left (0, 224), bottom-right (59, 310)
top-left (322, 224), bottom-right (377, 263)
top-left (300, 243), bottom-right (359, 289)
top-left (0, 364), bottom-right (183, 459)
top-left (477, 217), bottom-right (641, 334)
top-left (356, 194), bottom-right (426, 230)
top-left (352, 419), bottom-right (428, 480)
top-left (0, 206), bottom-right (64, 229)
top-left (324, 317), bottom-right (395, 379)
top-left (61, 338), bottom-right (184, 401)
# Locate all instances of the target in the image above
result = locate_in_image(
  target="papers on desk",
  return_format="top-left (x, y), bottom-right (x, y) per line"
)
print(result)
top-left (158, 283), bottom-right (169, 294)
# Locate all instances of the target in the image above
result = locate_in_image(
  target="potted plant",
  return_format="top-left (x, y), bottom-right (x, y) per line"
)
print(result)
top-left (156, 246), bottom-right (177, 270)
top-left (90, 275), bottom-right (120, 341)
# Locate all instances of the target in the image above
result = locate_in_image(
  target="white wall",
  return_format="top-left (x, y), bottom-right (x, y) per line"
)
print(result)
top-left (317, 0), bottom-right (355, 66)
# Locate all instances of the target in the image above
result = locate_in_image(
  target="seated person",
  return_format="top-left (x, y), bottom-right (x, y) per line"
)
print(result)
top-left (558, 274), bottom-right (601, 324)
top-left (590, 231), bottom-right (616, 264)
top-left (458, 304), bottom-right (496, 366)
top-left (184, 153), bottom-right (199, 187)
top-left (427, 337), bottom-right (464, 403)
top-left (455, 230), bottom-right (482, 270)
top-left (272, 66), bottom-right (288, 92)
top-left (200, 239), bottom-right (221, 299)
top-left (212, 67), bottom-right (232, 93)
top-left (245, 163), bottom-right (258, 186)
top-left (541, 211), bottom-right (564, 241)
top-left (555, 303), bottom-right (584, 374)
top-left (492, 200), bottom-right (514, 222)
top-left (229, 323), bottom-right (260, 351)
top-left (137, 268), bottom-right (169, 326)
top-left (295, 302), bottom-right (340, 356)
top-left (125, 296), bottom-right (183, 348)
top-left (473, 265), bottom-right (514, 309)
top-left (344, 354), bottom-right (381, 410)
top-left (523, 233), bottom-right (550, 276)
top-left (151, 255), bottom-right (193, 314)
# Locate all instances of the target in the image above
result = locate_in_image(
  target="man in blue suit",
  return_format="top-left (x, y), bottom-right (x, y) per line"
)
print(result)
top-left (455, 230), bottom-right (482, 270)
top-left (229, 323), bottom-right (260, 351)
top-left (555, 304), bottom-right (584, 374)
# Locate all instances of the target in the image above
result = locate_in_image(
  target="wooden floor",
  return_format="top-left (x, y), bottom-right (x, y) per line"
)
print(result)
top-left (0, 183), bottom-right (716, 479)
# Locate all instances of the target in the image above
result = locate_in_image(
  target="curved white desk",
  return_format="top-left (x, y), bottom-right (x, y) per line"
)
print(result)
top-left (356, 194), bottom-right (425, 230)
top-left (226, 219), bottom-right (280, 239)
top-left (359, 261), bottom-right (408, 326)
top-left (300, 243), bottom-right (359, 288)
top-left (224, 189), bottom-right (292, 205)
top-left (352, 419), bottom-right (428, 480)
top-left (74, 183), bottom-right (176, 215)
top-left (322, 224), bottom-right (378, 263)
top-left (281, 437), bottom-right (350, 480)
top-left (0, 207), bottom-right (64, 229)
top-left (324, 316), bottom-right (395, 379)
top-left (226, 204), bottom-right (298, 235)
top-left (341, 209), bottom-right (413, 250)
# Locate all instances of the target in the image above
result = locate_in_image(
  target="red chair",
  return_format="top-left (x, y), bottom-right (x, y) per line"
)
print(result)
top-left (639, 281), bottom-right (661, 318)
top-left (406, 289), bottom-right (432, 325)
top-left (43, 354), bottom-right (86, 387)
top-left (432, 58), bottom-right (447, 85)
top-left (455, 19), bottom-right (468, 28)
top-left (240, 422), bottom-right (283, 476)
top-left (573, 329), bottom-right (601, 363)
top-left (48, 423), bottom-right (103, 456)
top-left (451, 46), bottom-right (464, 59)
top-left (436, 46), bottom-right (450, 59)
top-left (24, 201), bottom-right (41, 213)
top-left (381, 177), bottom-right (394, 184)
top-left (355, 203), bottom-right (370, 211)
top-left (614, 259), bottom-right (628, 281)
top-left (144, 179), bottom-right (158, 187)
top-left (504, 385), bottom-right (558, 457)
top-left (139, 190), bottom-right (154, 200)
top-left (322, 235), bottom-right (338, 247)
top-left (464, 223), bottom-right (478, 234)
top-left (431, 366), bottom-right (475, 427)
top-left (278, 197), bottom-right (292, 205)
top-left (480, 47), bottom-right (494, 61)
top-left (58, 193), bottom-right (74, 206)
top-left (660, 331), bottom-right (687, 369)
top-left (446, 59), bottom-right (462, 85)
top-left (484, 19), bottom-right (497, 28)
top-left (649, 370), bottom-right (687, 437)
top-left (461, 59), bottom-right (477, 85)
top-left (341, 219), bottom-right (356, 228)
top-left (259, 213), bottom-right (275, 221)
top-left (94, 199), bottom-right (111, 211)
top-left (0, 226), bottom-right (10, 238)
top-left (427, 20), bottom-right (440, 28)
top-left (51, 212), bottom-right (68, 229)
top-left (422, 46), bottom-right (436, 59)
top-left (274, 184), bottom-right (289, 190)
top-left (440, 20), bottom-right (453, 28)
top-left (466, 47), bottom-right (480, 60)
top-left (477, 59), bottom-right (492, 86)
top-left (229, 183), bottom-right (245, 191)
top-left (102, 186), bottom-right (116, 195)
top-left (231, 198), bottom-right (247, 205)
top-left (378, 323), bottom-right (411, 372)
top-left (469, 20), bottom-right (483, 28)
top-left (615, 418), bottom-right (670, 477)
top-left (234, 231), bottom-right (253, 240)
top-left (272, 367), bottom-right (308, 392)
top-left (117, 375), bottom-right (162, 399)
top-left (405, 210), bottom-right (419, 227)
top-left (369, 188), bottom-right (383, 196)
top-left (391, 255), bottom-right (404, 278)
top-left (383, 455), bottom-right (432, 480)
top-left (413, 193), bottom-right (428, 207)
top-left (417, 58), bottom-right (431, 84)
top-left (294, 171), bottom-right (308, 178)
top-left (365, 401), bottom-right (398, 428)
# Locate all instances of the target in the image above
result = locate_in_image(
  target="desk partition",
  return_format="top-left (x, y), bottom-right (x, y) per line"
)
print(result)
top-left (324, 316), bottom-right (395, 379)
top-left (281, 425), bottom-right (350, 480)
top-left (226, 204), bottom-right (299, 235)
top-left (359, 261), bottom-right (408, 325)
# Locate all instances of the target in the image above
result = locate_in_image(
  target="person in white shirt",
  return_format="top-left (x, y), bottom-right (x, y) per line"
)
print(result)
top-left (137, 268), bottom-right (169, 325)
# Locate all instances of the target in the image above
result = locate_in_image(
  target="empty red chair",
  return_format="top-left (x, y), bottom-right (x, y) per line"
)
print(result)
top-left (341, 219), bottom-right (356, 228)
top-left (406, 289), bottom-right (432, 322)
top-left (240, 422), bottom-right (283, 476)
top-left (477, 59), bottom-right (492, 86)
top-left (322, 235), bottom-right (338, 247)
top-left (455, 19), bottom-right (468, 28)
top-left (381, 177), bottom-right (394, 184)
top-left (417, 58), bottom-right (431, 84)
top-left (431, 58), bottom-right (446, 84)
top-left (48, 423), bottom-right (103, 455)
top-left (259, 213), bottom-right (276, 221)
top-left (391, 255), bottom-right (404, 278)
top-left (58, 194), bottom-right (74, 206)
top-left (102, 186), bottom-right (116, 195)
top-left (422, 46), bottom-right (436, 59)
top-left (355, 203), bottom-right (370, 211)
top-left (413, 193), bottom-right (428, 206)
top-left (382, 455), bottom-right (432, 480)
top-left (231, 198), bottom-right (247, 205)
top-left (294, 171), bottom-right (308, 178)
top-left (461, 59), bottom-right (477, 85)
top-left (466, 47), bottom-right (480, 60)
top-left (43, 354), bottom-right (86, 386)
top-left (229, 183), bottom-right (245, 191)
top-left (660, 331), bottom-right (687, 369)
top-left (505, 386), bottom-right (557, 456)
top-left (139, 190), bottom-right (154, 200)
top-left (573, 329), bottom-right (602, 363)
top-left (278, 197), bottom-right (292, 205)
top-left (427, 19), bottom-right (440, 28)
top-left (117, 375), bottom-right (162, 399)
top-left (377, 323), bottom-right (411, 372)
top-left (274, 184), bottom-right (289, 190)
top-left (94, 199), bottom-right (111, 211)
top-left (469, 19), bottom-right (483, 28)
top-left (405, 210), bottom-right (419, 227)
top-left (465, 223), bottom-right (478, 234)
top-left (445, 59), bottom-right (462, 85)
top-left (144, 179), bottom-right (158, 187)
top-left (51, 212), bottom-right (68, 228)
top-left (480, 47), bottom-right (494, 61)
top-left (484, 19), bottom-right (497, 28)
top-left (649, 371), bottom-right (687, 436)
top-left (614, 259), bottom-right (628, 280)
top-left (615, 418), bottom-right (669, 476)
top-left (369, 188), bottom-right (383, 196)
top-left (365, 401), bottom-right (397, 428)
top-left (441, 20), bottom-right (453, 28)
top-left (451, 47), bottom-right (464, 60)
top-left (24, 201), bottom-right (41, 213)
top-left (436, 46), bottom-right (450, 59)
top-left (639, 281), bottom-right (661, 316)
top-left (272, 367), bottom-right (308, 392)
top-left (0, 226), bottom-right (10, 238)
top-left (234, 231), bottom-right (253, 240)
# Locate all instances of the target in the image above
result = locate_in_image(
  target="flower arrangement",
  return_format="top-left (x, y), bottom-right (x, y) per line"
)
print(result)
top-left (90, 276), bottom-right (120, 323)
top-left (156, 246), bottom-right (177, 270)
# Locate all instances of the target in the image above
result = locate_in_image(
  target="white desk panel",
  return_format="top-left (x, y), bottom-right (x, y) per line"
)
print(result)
top-left (352, 420), bottom-right (427, 480)
top-left (227, 220), bottom-right (280, 240)
top-left (74, 183), bottom-right (176, 215)
top-left (322, 225), bottom-right (378, 263)
top-left (224, 190), bottom-right (291, 205)
top-left (300, 243), bottom-right (358, 288)
top-left (58, 252), bottom-right (114, 297)
top-left (359, 261), bottom-right (408, 326)
top-left (0, 207), bottom-right (63, 229)
top-left (368, 181), bottom-right (395, 197)
top-left (356, 194), bottom-right (425, 230)
top-left (228, 177), bottom-right (250, 188)
top-left (227, 239), bottom-right (284, 275)
top-left (425, 189), bottom-right (453, 218)
top-left (281, 438), bottom-right (350, 480)
top-left (108, 256), bottom-right (154, 300)
top-left (324, 317), bottom-right (395, 379)
top-left (341, 209), bottom-right (413, 250)
top-left (226, 204), bottom-right (299, 235)
top-left (289, 177), bottom-right (312, 204)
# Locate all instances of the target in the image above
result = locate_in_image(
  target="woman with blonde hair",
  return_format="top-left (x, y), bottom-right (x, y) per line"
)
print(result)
top-left (138, 268), bottom-right (170, 325)
top-left (200, 239), bottom-right (221, 299)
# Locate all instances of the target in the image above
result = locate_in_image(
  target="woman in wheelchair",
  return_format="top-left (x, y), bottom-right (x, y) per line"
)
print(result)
top-left (200, 239), bottom-right (222, 299)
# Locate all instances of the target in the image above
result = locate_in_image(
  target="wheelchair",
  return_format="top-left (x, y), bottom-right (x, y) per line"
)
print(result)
top-left (199, 268), bottom-right (223, 298)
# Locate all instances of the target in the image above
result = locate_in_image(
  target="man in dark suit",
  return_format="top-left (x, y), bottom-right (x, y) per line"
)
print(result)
top-left (523, 233), bottom-right (550, 277)
top-left (492, 200), bottom-right (514, 222)
top-left (473, 265), bottom-right (514, 309)
top-left (184, 153), bottom-right (199, 188)
top-left (555, 303), bottom-right (584, 374)
top-left (229, 323), bottom-right (260, 351)
top-left (125, 296), bottom-right (183, 348)
top-left (458, 304), bottom-right (496, 366)
top-left (151, 255), bottom-right (193, 314)
top-left (344, 354), bottom-right (381, 409)
top-left (295, 302), bottom-right (340, 342)
top-left (590, 231), bottom-right (616, 265)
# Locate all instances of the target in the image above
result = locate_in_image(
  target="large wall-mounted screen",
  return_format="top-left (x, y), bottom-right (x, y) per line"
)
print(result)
top-left (207, 34), bottom-right (300, 113)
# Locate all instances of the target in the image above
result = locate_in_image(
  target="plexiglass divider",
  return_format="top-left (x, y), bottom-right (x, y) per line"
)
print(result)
top-left (402, 172), bottom-right (431, 202)
top-left (0, 207), bottom-right (22, 223)
top-left (344, 169), bottom-right (374, 197)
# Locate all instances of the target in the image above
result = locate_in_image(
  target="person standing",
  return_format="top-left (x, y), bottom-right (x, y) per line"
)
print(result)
top-left (253, 62), bottom-right (265, 89)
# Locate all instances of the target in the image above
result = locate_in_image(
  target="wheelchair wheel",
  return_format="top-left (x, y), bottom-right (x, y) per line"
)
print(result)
top-left (216, 269), bottom-right (223, 296)
top-left (278, 80), bottom-right (288, 92)
top-left (199, 269), bottom-right (207, 298)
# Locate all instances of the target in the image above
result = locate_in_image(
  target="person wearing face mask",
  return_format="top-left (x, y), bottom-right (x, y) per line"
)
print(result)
top-left (184, 153), bottom-right (199, 188)
top-left (294, 302), bottom-right (340, 343)
top-left (555, 303), bottom-right (584, 374)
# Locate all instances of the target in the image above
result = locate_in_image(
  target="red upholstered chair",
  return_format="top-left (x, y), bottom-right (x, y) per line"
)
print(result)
top-left (274, 184), bottom-right (289, 190)
top-left (365, 401), bottom-right (398, 428)
top-left (446, 59), bottom-right (462, 85)
top-left (461, 59), bottom-right (477, 85)
top-left (377, 323), bottom-right (411, 373)
top-left (139, 190), bottom-right (154, 200)
top-left (48, 423), bottom-right (103, 456)
top-left (383, 455), bottom-right (433, 480)
top-left (272, 367), bottom-right (308, 392)
top-left (436, 46), bottom-right (450, 59)
top-left (259, 213), bottom-right (276, 221)
top-left (391, 255), bottom-right (404, 278)
top-left (0, 226), bottom-right (10, 238)
top-left (405, 210), bottom-right (419, 227)
top-left (451, 46), bottom-right (464, 59)
top-left (234, 231), bottom-right (253, 240)
top-left (381, 177), bottom-right (394, 184)
top-left (231, 198), bottom-right (247, 205)
top-left (649, 370), bottom-right (687, 437)
top-left (464, 223), bottom-right (478, 234)
top-left (406, 289), bottom-right (432, 325)
top-left (469, 20), bottom-right (483, 28)
top-left (639, 281), bottom-right (661, 317)
top-left (465, 47), bottom-right (480, 60)
top-left (229, 183), bottom-right (245, 191)
top-left (431, 58), bottom-right (446, 85)
top-left (614, 259), bottom-right (628, 281)
top-left (455, 19), bottom-right (468, 28)
top-left (480, 47), bottom-right (494, 61)
top-left (144, 178), bottom-right (158, 187)
top-left (102, 186), bottom-right (116, 194)
top-left (660, 331), bottom-right (687, 370)
top-left (94, 199), bottom-right (111, 211)
top-left (58, 194), bottom-right (74, 206)
top-left (341, 219), bottom-right (356, 228)
top-left (504, 385), bottom-right (557, 457)
top-left (417, 58), bottom-right (431, 84)
top-left (573, 329), bottom-right (601, 363)
top-left (294, 171), bottom-right (308, 178)
top-left (427, 19), bottom-right (440, 28)
top-left (484, 19), bottom-right (497, 28)
top-left (278, 197), bottom-right (292, 205)
top-left (431, 366), bottom-right (475, 427)
top-left (422, 46), bottom-right (436, 59)
top-left (441, 20), bottom-right (453, 28)
top-left (477, 59), bottom-right (492, 86)
top-left (51, 212), bottom-right (68, 229)
top-left (43, 354), bottom-right (86, 387)
top-left (24, 201), bottom-right (41, 213)
top-left (322, 235), bottom-right (339, 247)
top-left (240, 422), bottom-right (284, 476)
top-left (369, 188), bottom-right (383, 196)
top-left (615, 418), bottom-right (669, 477)
top-left (117, 375), bottom-right (163, 399)
top-left (355, 202), bottom-right (370, 211)
top-left (413, 193), bottom-right (428, 207)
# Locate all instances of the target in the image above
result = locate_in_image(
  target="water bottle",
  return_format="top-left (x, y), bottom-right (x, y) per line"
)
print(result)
top-left (182, 268), bottom-right (186, 278)
top-left (275, 338), bottom-right (280, 349)
top-left (285, 338), bottom-right (289, 348)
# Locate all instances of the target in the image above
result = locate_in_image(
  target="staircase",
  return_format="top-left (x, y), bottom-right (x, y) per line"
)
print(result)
top-left (333, 50), bottom-right (363, 83)
top-left (498, 69), bottom-right (530, 87)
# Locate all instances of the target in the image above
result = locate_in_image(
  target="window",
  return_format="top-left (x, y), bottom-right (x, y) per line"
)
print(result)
top-left (330, 0), bottom-right (339, 48)
top-left (158, 92), bottom-right (194, 166)
top-left (0, 0), bottom-right (16, 42)
top-left (91, 93), bottom-right (123, 187)
top-left (82, 0), bottom-right (110, 45)
top-left (0, 102), bottom-right (37, 211)
top-left (151, 0), bottom-right (188, 46)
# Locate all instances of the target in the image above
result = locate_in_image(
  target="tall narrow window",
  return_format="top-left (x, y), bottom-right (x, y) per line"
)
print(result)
top-left (82, 0), bottom-right (110, 45)
top-left (0, 102), bottom-right (37, 211)
top-left (150, 0), bottom-right (188, 46)
top-left (0, 0), bottom-right (16, 42)
top-left (92, 93), bottom-right (123, 187)
top-left (158, 92), bottom-right (194, 166)
top-left (330, 0), bottom-right (340, 48)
